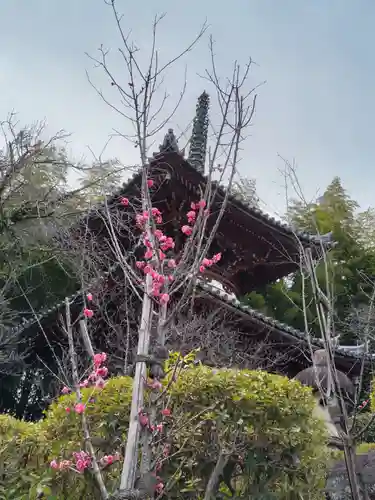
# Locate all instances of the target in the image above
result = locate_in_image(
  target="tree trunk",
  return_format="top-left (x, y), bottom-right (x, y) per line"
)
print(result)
top-left (120, 274), bottom-right (153, 490)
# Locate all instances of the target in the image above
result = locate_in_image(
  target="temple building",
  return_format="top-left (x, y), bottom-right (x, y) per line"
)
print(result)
top-left (2, 92), bottom-right (373, 420)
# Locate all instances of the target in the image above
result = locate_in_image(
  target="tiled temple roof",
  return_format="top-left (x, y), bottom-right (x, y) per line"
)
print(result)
top-left (6, 273), bottom-right (373, 363)
top-left (100, 155), bottom-right (333, 249)
top-left (198, 280), bottom-right (375, 360)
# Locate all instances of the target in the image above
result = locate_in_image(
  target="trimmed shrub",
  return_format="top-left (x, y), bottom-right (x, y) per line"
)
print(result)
top-left (165, 366), bottom-right (328, 498)
top-left (0, 366), bottom-right (329, 499)
top-left (0, 414), bottom-right (51, 498)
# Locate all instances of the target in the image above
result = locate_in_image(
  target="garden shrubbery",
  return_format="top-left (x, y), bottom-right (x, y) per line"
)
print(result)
top-left (0, 365), bottom-right (330, 499)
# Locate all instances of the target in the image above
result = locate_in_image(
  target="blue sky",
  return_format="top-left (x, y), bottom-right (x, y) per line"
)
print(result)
top-left (1, 0), bottom-right (375, 217)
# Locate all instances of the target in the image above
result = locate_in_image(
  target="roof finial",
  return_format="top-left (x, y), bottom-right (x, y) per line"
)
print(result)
top-left (188, 91), bottom-right (209, 174)
top-left (159, 128), bottom-right (179, 154)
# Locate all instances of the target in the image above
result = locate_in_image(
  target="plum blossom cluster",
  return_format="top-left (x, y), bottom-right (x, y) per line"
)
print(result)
top-left (84, 292), bottom-right (94, 318)
top-left (64, 191), bottom-right (218, 494)
top-left (358, 399), bottom-right (369, 410)
top-left (129, 192), bottom-right (222, 307)
top-left (136, 258), bottom-right (173, 304)
top-left (50, 459), bottom-right (72, 472)
top-left (199, 253), bottom-right (222, 273)
top-left (136, 206), bottom-right (163, 229)
top-left (132, 192), bottom-right (176, 304)
top-left (61, 351), bottom-right (109, 414)
top-left (180, 200), bottom-right (222, 269)
top-left (181, 199), bottom-right (207, 236)
top-left (51, 352), bottom-right (117, 474)
top-left (138, 407), bottom-right (171, 433)
top-left (50, 451), bottom-right (120, 474)
top-left (50, 451), bottom-right (91, 474)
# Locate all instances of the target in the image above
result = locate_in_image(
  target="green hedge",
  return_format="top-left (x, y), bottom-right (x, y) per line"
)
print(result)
top-left (0, 366), bottom-right (329, 499)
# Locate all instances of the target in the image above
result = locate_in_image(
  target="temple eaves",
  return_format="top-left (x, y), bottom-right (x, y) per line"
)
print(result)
top-left (6, 272), bottom-right (372, 366)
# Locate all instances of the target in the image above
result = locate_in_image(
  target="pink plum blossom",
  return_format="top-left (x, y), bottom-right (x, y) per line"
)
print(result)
top-left (144, 249), bottom-right (153, 260)
top-left (160, 293), bottom-right (170, 305)
top-left (93, 352), bottom-right (107, 366)
top-left (139, 412), bottom-right (149, 427)
top-left (151, 207), bottom-right (161, 217)
top-left (181, 225), bottom-right (193, 236)
top-left (102, 454), bottom-right (116, 465)
top-left (154, 229), bottom-right (164, 240)
top-left (144, 265), bottom-right (152, 274)
top-left (187, 210), bottom-right (196, 224)
top-left (96, 366), bottom-right (108, 378)
top-left (74, 403), bottom-right (85, 414)
top-left (155, 482), bottom-right (164, 494)
top-left (73, 451), bottom-right (91, 473)
top-left (212, 252), bottom-right (222, 263)
top-left (161, 236), bottom-right (175, 251)
top-left (84, 308), bottom-right (93, 318)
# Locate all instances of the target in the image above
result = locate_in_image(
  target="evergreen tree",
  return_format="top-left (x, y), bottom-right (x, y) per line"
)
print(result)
top-left (353, 208), bottom-right (375, 250)
top-left (0, 127), bottom-right (79, 325)
top-left (245, 177), bottom-right (375, 345)
top-left (287, 176), bottom-right (358, 235)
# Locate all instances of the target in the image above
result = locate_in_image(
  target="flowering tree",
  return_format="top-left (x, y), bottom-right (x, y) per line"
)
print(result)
top-left (45, 1), bottom-right (261, 498)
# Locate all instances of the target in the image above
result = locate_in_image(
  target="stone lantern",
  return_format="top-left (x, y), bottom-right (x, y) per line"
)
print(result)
top-left (294, 349), bottom-right (355, 438)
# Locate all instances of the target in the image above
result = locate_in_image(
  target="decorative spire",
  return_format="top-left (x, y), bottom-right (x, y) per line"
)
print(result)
top-left (159, 128), bottom-right (179, 154)
top-left (188, 91), bottom-right (209, 174)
